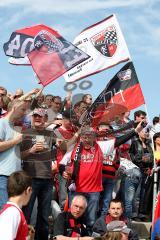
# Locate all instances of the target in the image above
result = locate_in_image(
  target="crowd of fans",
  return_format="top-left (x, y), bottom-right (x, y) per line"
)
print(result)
top-left (0, 85), bottom-right (160, 240)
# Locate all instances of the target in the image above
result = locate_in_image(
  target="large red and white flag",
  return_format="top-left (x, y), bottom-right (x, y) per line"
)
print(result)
top-left (3, 24), bottom-right (89, 86)
top-left (64, 14), bottom-right (130, 83)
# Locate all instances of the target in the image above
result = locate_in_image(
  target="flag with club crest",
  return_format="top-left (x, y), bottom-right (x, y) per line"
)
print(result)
top-left (64, 14), bottom-right (130, 83)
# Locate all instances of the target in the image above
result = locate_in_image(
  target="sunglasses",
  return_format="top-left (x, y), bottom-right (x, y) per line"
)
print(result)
top-left (54, 102), bottom-right (61, 105)
top-left (33, 114), bottom-right (43, 118)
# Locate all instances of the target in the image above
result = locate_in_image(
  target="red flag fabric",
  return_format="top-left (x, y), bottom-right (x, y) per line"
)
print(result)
top-left (3, 24), bottom-right (90, 85)
top-left (82, 61), bottom-right (145, 127)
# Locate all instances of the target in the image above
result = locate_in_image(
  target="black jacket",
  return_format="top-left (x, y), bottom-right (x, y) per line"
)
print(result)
top-left (53, 211), bottom-right (89, 237)
top-left (92, 215), bottom-right (139, 240)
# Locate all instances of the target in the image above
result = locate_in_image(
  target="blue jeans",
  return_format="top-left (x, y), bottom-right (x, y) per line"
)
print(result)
top-left (121, 168), bottom-right (141, 218)
top-left (58, 174), bottom-right (67, 210)
top-left (23, 178), bottom-right (53, 240)
top-left (0, 176), bottom-right (8, 210)
top-left (76, 192), bottom-right (100, 228)
top-left (101, 178), bottom-right (116, 215)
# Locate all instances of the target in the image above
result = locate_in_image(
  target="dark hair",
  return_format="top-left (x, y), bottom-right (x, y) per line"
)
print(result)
top-left (0, 86), bottom-right (7, 95)
top-left (82, 94), bottom-right (92, 101)
top-left (74, 101), bottom-right (87, 109)
top-left (109, 198), bottom-right (124, 209)
top-left (134, 110), bottom-right (146, 120)
top-left (45, 94), bottom-right (54, 100)
top-left (153, 117), bottom-right (160, 125)
top-left (153, 132), bottom-right (160, 149)
top-left (53, 96), bottom-right (61, 102)
top-left (7, 171), bottom-right (32, 197)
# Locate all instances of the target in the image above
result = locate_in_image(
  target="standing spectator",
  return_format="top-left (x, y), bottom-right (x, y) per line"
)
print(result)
top-left (153, 132), bottom-right (160, 191)
top-left (0, 86), bottom-right (7, 96)
top-left (21, 108), bottom-right (55, 240)
top-left (0, 99), bottom-right (27, 210)
top-left (82, 94), bottom-right (93, 107)
top-left (0, 171), bottom-right (34, 240)
top-left (0, 95), bottom-right (7, 118)
top-left (61, 123), bottom-right (143, 232)
top-left (47, 96), bottom-right (62, 121)
top-left (97, 122), bottom-right (120, 216)
top-left (44, 94), bottom-right (54, 108)
top-left (129, 128), bottom-right (153, 221)
top-left (153, 117), bottom-right (160, 133)
top-left (14, 88), bottom-right (24, 99)
top-left (134, 110), bottom-right (147, 124)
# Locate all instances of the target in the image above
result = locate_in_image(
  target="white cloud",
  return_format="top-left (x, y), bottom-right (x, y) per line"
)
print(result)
top-left (0, 0), bottom-right (159, 58)
top-left (0, 0), bottom-right (152, 14)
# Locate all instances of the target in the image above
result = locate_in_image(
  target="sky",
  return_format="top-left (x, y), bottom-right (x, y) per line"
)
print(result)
top-left (0, 0), bottom-right (160, 120)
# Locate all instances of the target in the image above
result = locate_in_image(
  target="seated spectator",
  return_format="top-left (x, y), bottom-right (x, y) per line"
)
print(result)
top-left (101, 231), bottom-right (124, 240)
top-left (92, 199), bottom-right (138, 240)
top-left (106, 221), bottom-right (131, 240)
top-left (53, 195), bottom-right (93, 240)
top-left (0, 170), bottom-right (34, 240)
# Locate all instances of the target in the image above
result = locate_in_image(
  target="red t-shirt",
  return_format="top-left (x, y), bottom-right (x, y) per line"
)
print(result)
top-left (71, 139), bottom-right (115, 192)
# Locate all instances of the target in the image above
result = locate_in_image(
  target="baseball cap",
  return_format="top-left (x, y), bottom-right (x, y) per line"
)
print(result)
top-left (80, 126), bottom-right (97, 136)
top-left (32, 108), bottom-right (48, 117)
top-left (106, 221), bottom-right (131, 235)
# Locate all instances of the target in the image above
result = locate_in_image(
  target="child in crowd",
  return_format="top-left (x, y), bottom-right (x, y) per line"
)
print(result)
top-left (0, 170), bottom-right (34, 240)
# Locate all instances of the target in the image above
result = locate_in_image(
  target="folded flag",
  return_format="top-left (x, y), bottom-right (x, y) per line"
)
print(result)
top-left (64, 14), bottom-right (130, 82)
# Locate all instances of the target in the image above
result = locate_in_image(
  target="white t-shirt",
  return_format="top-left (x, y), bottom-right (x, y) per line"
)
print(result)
top-left (0, 202), bottom-right (21, 240)
top-left (60, 139), bottom-right (115, 165)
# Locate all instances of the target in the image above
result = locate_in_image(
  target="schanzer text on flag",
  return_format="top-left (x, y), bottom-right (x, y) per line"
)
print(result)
top-left (81, 61), bottom-right (145, 126)
top-left (64, 14), bottom-right (130, 83)
top-left (3, 24), bottom-right (90, 86)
